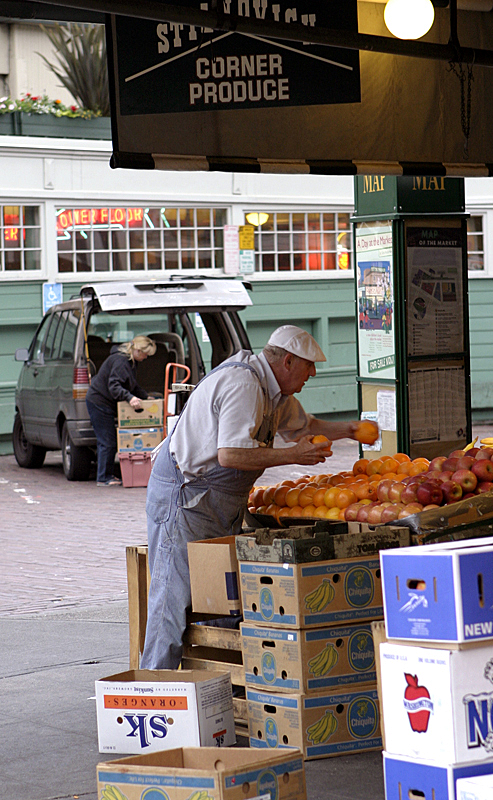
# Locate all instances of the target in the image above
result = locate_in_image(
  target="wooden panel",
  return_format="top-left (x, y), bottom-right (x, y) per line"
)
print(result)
top-left (183, 625), bottom-right (241, 651)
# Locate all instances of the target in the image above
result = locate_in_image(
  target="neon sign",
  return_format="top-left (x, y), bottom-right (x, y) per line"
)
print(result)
top-left (56, 207), bottom-right (145, 237)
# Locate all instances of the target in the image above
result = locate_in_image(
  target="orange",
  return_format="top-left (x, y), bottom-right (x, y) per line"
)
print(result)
top-left (395, 461), bottom-right (413, 475)
top-left (326, 506), bottom-right (342, 520)
top-left (313, 487), bottom-right (328, 507)
top-left (408, 462), bottom-right (427, 476)
top-left (336, 488), bottom-right (358, 509)
top-left (273, 484), bottom-right (291, 506)
top-left (285, 487), bottom-right (301, 507)
top-left (354, 420), bottom-right (379, 445)
top-left (313, 505), bottom-right (330, 519)
top-left (298, 486), bottom-right (318, 507)
top-left (249, 487), bottom-right (265, 508)
top-left (324, 486), bottom-right (342, 508)
top-left (353, 482), bottom-right (379, 501)
top-left (287, 505), bottom-right (304, 517)
top-left (278, 507), bottom-right (292, 518)
top-left (378, 457), bottom-right (399, 474)
top-left (311, 434), bottom-right (333, 453)
top-left (381, 472), bottom-right (399, 482)
top-left (338, 508), bottom-right (347, 521)
top-left (265, 503), bottom-right (280, 520)
top-left (262, 486), bottom-right (277, 506)
top-left (353, 458), bottom-right (370, 476)
top-left (302, 504), bottom-right (317, 518)
top-left (367, 459), bottom-right (384, 476)
top-left (393, 453), bottom-right (411, 464)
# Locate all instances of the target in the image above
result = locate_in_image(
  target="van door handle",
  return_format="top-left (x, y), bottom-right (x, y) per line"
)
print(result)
top-left (32, 369), bottom-right (38, 377)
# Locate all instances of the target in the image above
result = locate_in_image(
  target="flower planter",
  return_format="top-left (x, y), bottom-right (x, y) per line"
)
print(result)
top-left (0, 112), bottom-right (111, 140)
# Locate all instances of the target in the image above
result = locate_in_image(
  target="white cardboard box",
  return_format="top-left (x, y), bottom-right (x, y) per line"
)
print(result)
top-left (457, 773), bottom-right (493, 800)
top-left (95, 669), bottom-right (235, 754)
top-left (97, 746), bottom-right (307, 800)
top-left (383, 752), bottom-right (493, 800)
top-left (380, 537), bottom-right (493, 644)
top-left (380, 641), bottom-right (493, 764)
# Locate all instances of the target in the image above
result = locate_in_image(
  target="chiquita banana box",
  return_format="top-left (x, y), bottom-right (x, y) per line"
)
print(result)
top-left (246, 685), bottom-right (381, 760)
top-left (97, 747), bottom-right (307, 800)
top-left (240, 622), bottom-right (376, 693)
top-left (239, 556), bottom-right (383, 629)
top-left (117, 399), bottom-right (164, 428)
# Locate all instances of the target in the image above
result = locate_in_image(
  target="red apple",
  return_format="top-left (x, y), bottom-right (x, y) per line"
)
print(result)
top-left (428, 456), bottom-right (447, 472)
top-left (440, 480), bottom-right (463, 503)
top-left (417, 481), bottom-right (444, 506)
top-left (456, 456), bottom-right (475, 471)
top-left (356, 504), bottom-right (375, 522)
top-left (377, 479), bottom-right (395, 503)
top-left (463, 492), bottom-right (476, 499)
top-left (401, 483), bottom-right (419, 504)
top-left (408, 474), bottom-right (430, 487)
top-left (367, 504), bottom-right (385, 524)
top-left (449, 450), bottom-right (466, 459)
top-left (471, 460), bottom-right (493, 482)
top-left (388, 482), bottom-right (406, 503)
top-left (398, 503), bottom-right (423, 519)
top-left (467, 448), bottom-right (481, 457)
top-left (436, 470), bottom-right (454, 483)
top-left (422, 504), bottom-right (440, 511)
top-left (381, 504), bottom-right (405, 522)
top-left (476, 482), bottom-right (493, 494)
top-left (442, 457), bottom-right (459, 473)
top-left (475, 448), bottom-right (493, 460)
top-left (451, 469), bottom-right (478, 493)
top-left (404, 674), bottom-right (431, 733)
top-left (344, 502), bottom-right (362, 521)
top-left (426, 470), bottom-right (445, 481)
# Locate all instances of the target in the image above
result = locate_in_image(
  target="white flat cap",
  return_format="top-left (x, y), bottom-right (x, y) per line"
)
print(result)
top-left (267, 325), bottom-right (326, 363)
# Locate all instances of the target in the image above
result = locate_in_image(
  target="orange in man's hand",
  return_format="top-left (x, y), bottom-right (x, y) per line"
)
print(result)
top-left (311, 434), bottom-right (333, 453)
top-left (355, 420), bottom-right (379, 445)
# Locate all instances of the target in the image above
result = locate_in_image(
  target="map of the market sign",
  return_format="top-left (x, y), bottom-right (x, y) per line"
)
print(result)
top-left (111, 0), bottom-right (360, 115)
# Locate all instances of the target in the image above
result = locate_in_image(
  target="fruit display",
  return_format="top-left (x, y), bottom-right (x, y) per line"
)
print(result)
top-left (247, 443), bottom-right (493, 525)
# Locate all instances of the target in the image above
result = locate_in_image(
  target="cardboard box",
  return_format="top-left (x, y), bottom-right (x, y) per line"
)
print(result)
top-left (380, 537), bottom-right (493, 644)
top-left (380, 641), bottom-right (493, 764)
top-left (383, 752), bottom-right (493, 800)
top-left (119, 452), bottom-right (153, 488)
top-left (457, 773), bottom-right (493, 800)
top-left (117, 427), bottom-right (164, 452)
top-left (95, 669), bottom-right (235, 754)
top-left (236, 522), bottom-right (410, 564)
top-left (240, 621), bottom-right (376, 693)
top-left (97, 747), bottom-right (307, 800)
top-left (117, 399), bottom-right (164, 428)
top-left (188, 536), bottom-right (241, 617)
top-left (239, 555), bottom-right (383, 629)
top-left (246, 684), bottom-right (381, 760)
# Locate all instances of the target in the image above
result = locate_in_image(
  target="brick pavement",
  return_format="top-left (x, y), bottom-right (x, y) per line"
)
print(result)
top-left (2, 424), bottom-right (491, 618)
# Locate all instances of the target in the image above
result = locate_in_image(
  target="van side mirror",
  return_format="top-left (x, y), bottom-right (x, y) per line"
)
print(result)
top-left (15, 348), bottom-right (30, 362)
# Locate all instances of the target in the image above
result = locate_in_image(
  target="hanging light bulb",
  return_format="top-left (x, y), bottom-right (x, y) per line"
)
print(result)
top-left (384, 0), bottom-right (435, 40)
top-left (245, 212), bottom-right (270, 227)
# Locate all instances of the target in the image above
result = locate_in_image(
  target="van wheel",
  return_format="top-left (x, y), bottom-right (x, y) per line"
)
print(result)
top-left (13, 413), bottom-right (46, 468)
top-left (62, 423), bottom-right (92, 481)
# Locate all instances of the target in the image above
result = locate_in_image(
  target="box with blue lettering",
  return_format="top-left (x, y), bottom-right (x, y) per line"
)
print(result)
top-left (380, 536), bottom-right (493, 645)
top-left (380, 641), bottom-right (493, 764)
top-left (97, 746), bottom-right (307, 800)
top-left (383, 752), bottom-right (493, 800)
top-left (95, 669), bottom-right (235, 754)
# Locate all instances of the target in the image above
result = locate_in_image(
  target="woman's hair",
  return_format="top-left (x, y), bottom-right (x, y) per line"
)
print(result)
top-left (118, 335), bottom-right (157, 361)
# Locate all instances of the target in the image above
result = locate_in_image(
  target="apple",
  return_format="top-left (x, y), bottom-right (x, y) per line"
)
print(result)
top-left (476, 447), bottom-right (493, 460)
top-left (344, 502), bottom-right (362, 521)
top-left (476, 482), bottom-right (493, 494)
top-left (451, 469), bottom-right (478, 493)
top-left (436, 470), bottom-right (454, 483)
top-left (401, 483), bottom-right (420, 504)
top-left (428, 456), bottom-right (447, 472)
top-left (422, 504), bottom-right (440, 511)
top-left (416, 481), bottom-right (444, 506)
top-left (408, 474), bottom-right (430, 486)
top-left (388, 482), bottom-right (406, 503)
top-left (381, 503), bottom-right (405, 523)
top-left (456, 456), bottom-right (475, 471)
top-left (398, 503), bottom-right (423, 519)
top-left (440, 480), bottom-right (463, 503)
top-left (404, 674), bottom-right (431, 733)
top-left (367, 504), bottom-right (384, 524)
top-left (471, 460), bottom-right (493, 482)
top-left (426, 470), bottom-right (445, 481)
top-left (449, 450), bottom-right (466, 459)
top-left (463, 492), bottom-right (476, 499)
top-left (356, 504), bottom-right (374, 522)
top-left (467, 448), bottom-right (481, 457)
top-left (377, 479), bottom-right (395, 503)
top-left (442, 457), bottom-right (459, 473)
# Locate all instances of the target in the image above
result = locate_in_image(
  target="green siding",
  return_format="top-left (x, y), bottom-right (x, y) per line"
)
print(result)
top-left (1, 275), bottom-right (492, 455)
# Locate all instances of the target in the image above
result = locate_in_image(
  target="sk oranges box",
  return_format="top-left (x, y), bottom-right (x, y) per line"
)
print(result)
top-left (97, 747), bottom-right (307, 800)
top-left (240, 621), bottom-right (376, 693)
top-left (239, 556), bottom-right (383, 629)
top-left (117, 399), bottom-right (164, 428)
top-left (246, 684), bottom-right (381, 760)
top-left (457, 773), bottom-right (493, 800)
top-left (95, 669), bottom-right (235, 754)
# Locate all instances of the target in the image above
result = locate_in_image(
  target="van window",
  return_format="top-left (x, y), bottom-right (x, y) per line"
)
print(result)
top-left (44, 311), bottom-right (66, 361)
top-left (59, 310), bottom-right (80, 360)
top-left (30, 315), bottom-right (51, 363)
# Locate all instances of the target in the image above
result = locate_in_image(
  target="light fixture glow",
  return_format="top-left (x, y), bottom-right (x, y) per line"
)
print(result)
top-left (384, 0), bottom-right (435, 40)
top-left (245, 212), bottom-right (269, 227)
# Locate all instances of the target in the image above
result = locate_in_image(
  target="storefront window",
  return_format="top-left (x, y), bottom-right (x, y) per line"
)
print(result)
top-left (248, 211), bottom-right (353, 273)
top-left (0, 205), bottom-right (41, 271)
top-left (56, 206), bottom-right (227, 273)
top-left (467, 215), bottom-right (484, 272)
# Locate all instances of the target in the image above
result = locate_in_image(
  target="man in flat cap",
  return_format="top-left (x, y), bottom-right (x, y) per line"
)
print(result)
top-left (142, 325), bottom-right (374, 669)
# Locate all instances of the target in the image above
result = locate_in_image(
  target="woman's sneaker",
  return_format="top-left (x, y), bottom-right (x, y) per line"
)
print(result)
top-left (97, 477), bottom-right (122, 486)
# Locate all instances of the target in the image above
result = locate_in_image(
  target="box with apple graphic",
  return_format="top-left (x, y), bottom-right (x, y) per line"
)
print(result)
top-left (380, 641), bottom-right (493, 764)
top-left (383, 752), bottom-right (493, 800)
top-left (380, 537), bottom-right (493, 644)
top-left (457, 773), bottom-right (493, 800)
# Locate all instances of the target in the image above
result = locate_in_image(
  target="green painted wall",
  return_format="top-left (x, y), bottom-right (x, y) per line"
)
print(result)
top-left (1, 276), bottom-right (492, 455)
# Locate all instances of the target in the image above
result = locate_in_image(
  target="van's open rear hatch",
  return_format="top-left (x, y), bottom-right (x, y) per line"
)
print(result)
top-left (80, 279), bottom-right (252, 312)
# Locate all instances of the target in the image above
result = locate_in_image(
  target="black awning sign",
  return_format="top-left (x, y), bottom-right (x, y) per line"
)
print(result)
top-left (112, 0), bottom-right (360, 115)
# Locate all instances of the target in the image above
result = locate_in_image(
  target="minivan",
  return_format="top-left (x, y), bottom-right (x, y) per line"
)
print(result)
top-left (13, 278), bottom-right (252, 480)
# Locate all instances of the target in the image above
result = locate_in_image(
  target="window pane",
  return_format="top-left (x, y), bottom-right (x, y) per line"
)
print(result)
top-left (467, 216), bottom-right (482, 233)
top-left (199, 251), bottom-right (212, 268)
top-left (130, 251), bottom-right (145, 270)
top-left (324, 252), bottom-right (336, 270)
top-left (197, 209), bottom-right (210, 227)
top-left (293, 253), bottom-right (306, 271)
top-left (146, 208), bottom-right (161, 227)
top-left (94, 230), bottom-right (108, 250)
top-left (129, 230), bottom-right (144, 249)
top-left (60, 313), bottom-right (78, 360)
top-left (276, 213), bottom-right (289, 231)
top-left (162, 208), bottom-right (177, 227)
top-left (76, 252), bottom-right (91, 272)
top-left (292, 233), bottom-right (305, 251)
top-left (165, 251), bottom-right (179, 270)
top-left (147, 251), bottom-right (163, 270)
top-left (213, 209), bottom-right (227, 226)
top-left (147, 230), bottom-right (161, 249)
top-left (308, 233), bottom-right (321, 251)
top-left (112, 230), bottom-right (127, 249)
top-left (292, 214), bottom-right (305, 231)
top-left (323, 233), bottom-right (336, 251)
top-left (278, 253), bottom-right (291, 271)
top-left (181, 229), bottom-right (195, 249)
top-left (262, 253), bottom-right (275, 271)
top-left (307, 213), bottom-right (320, 230)
top-left (5, 251), bottom-right (21, 270)
top-left (58, 254), bottom-right (74, 272)
top-left (25, 250), bottom-right (41, 270)
top-left (468, 234), bottom-right (483, 251)
top-left (338, 213), bottom-right (350, 229)
top-left (277, 233), bottom-right (290, 251)
top-left (323, 213), bottom-right (335, 230)
top-left (197, 229), bottom-right (211, 248)
top-left (468, 254), bottom-right (484, 271)
top-left (261, 233), bottom-right (275, 251)
top-left (164, 230), bottom-right (178, 248)
top-left (180, 209), bottom-right (194, 227)
top-left (113, 252), bottom-right (128, 271)
top-left (181, 251), bottom-right (195, 269)
top-left (94, 251), bottom-right (110, 271)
